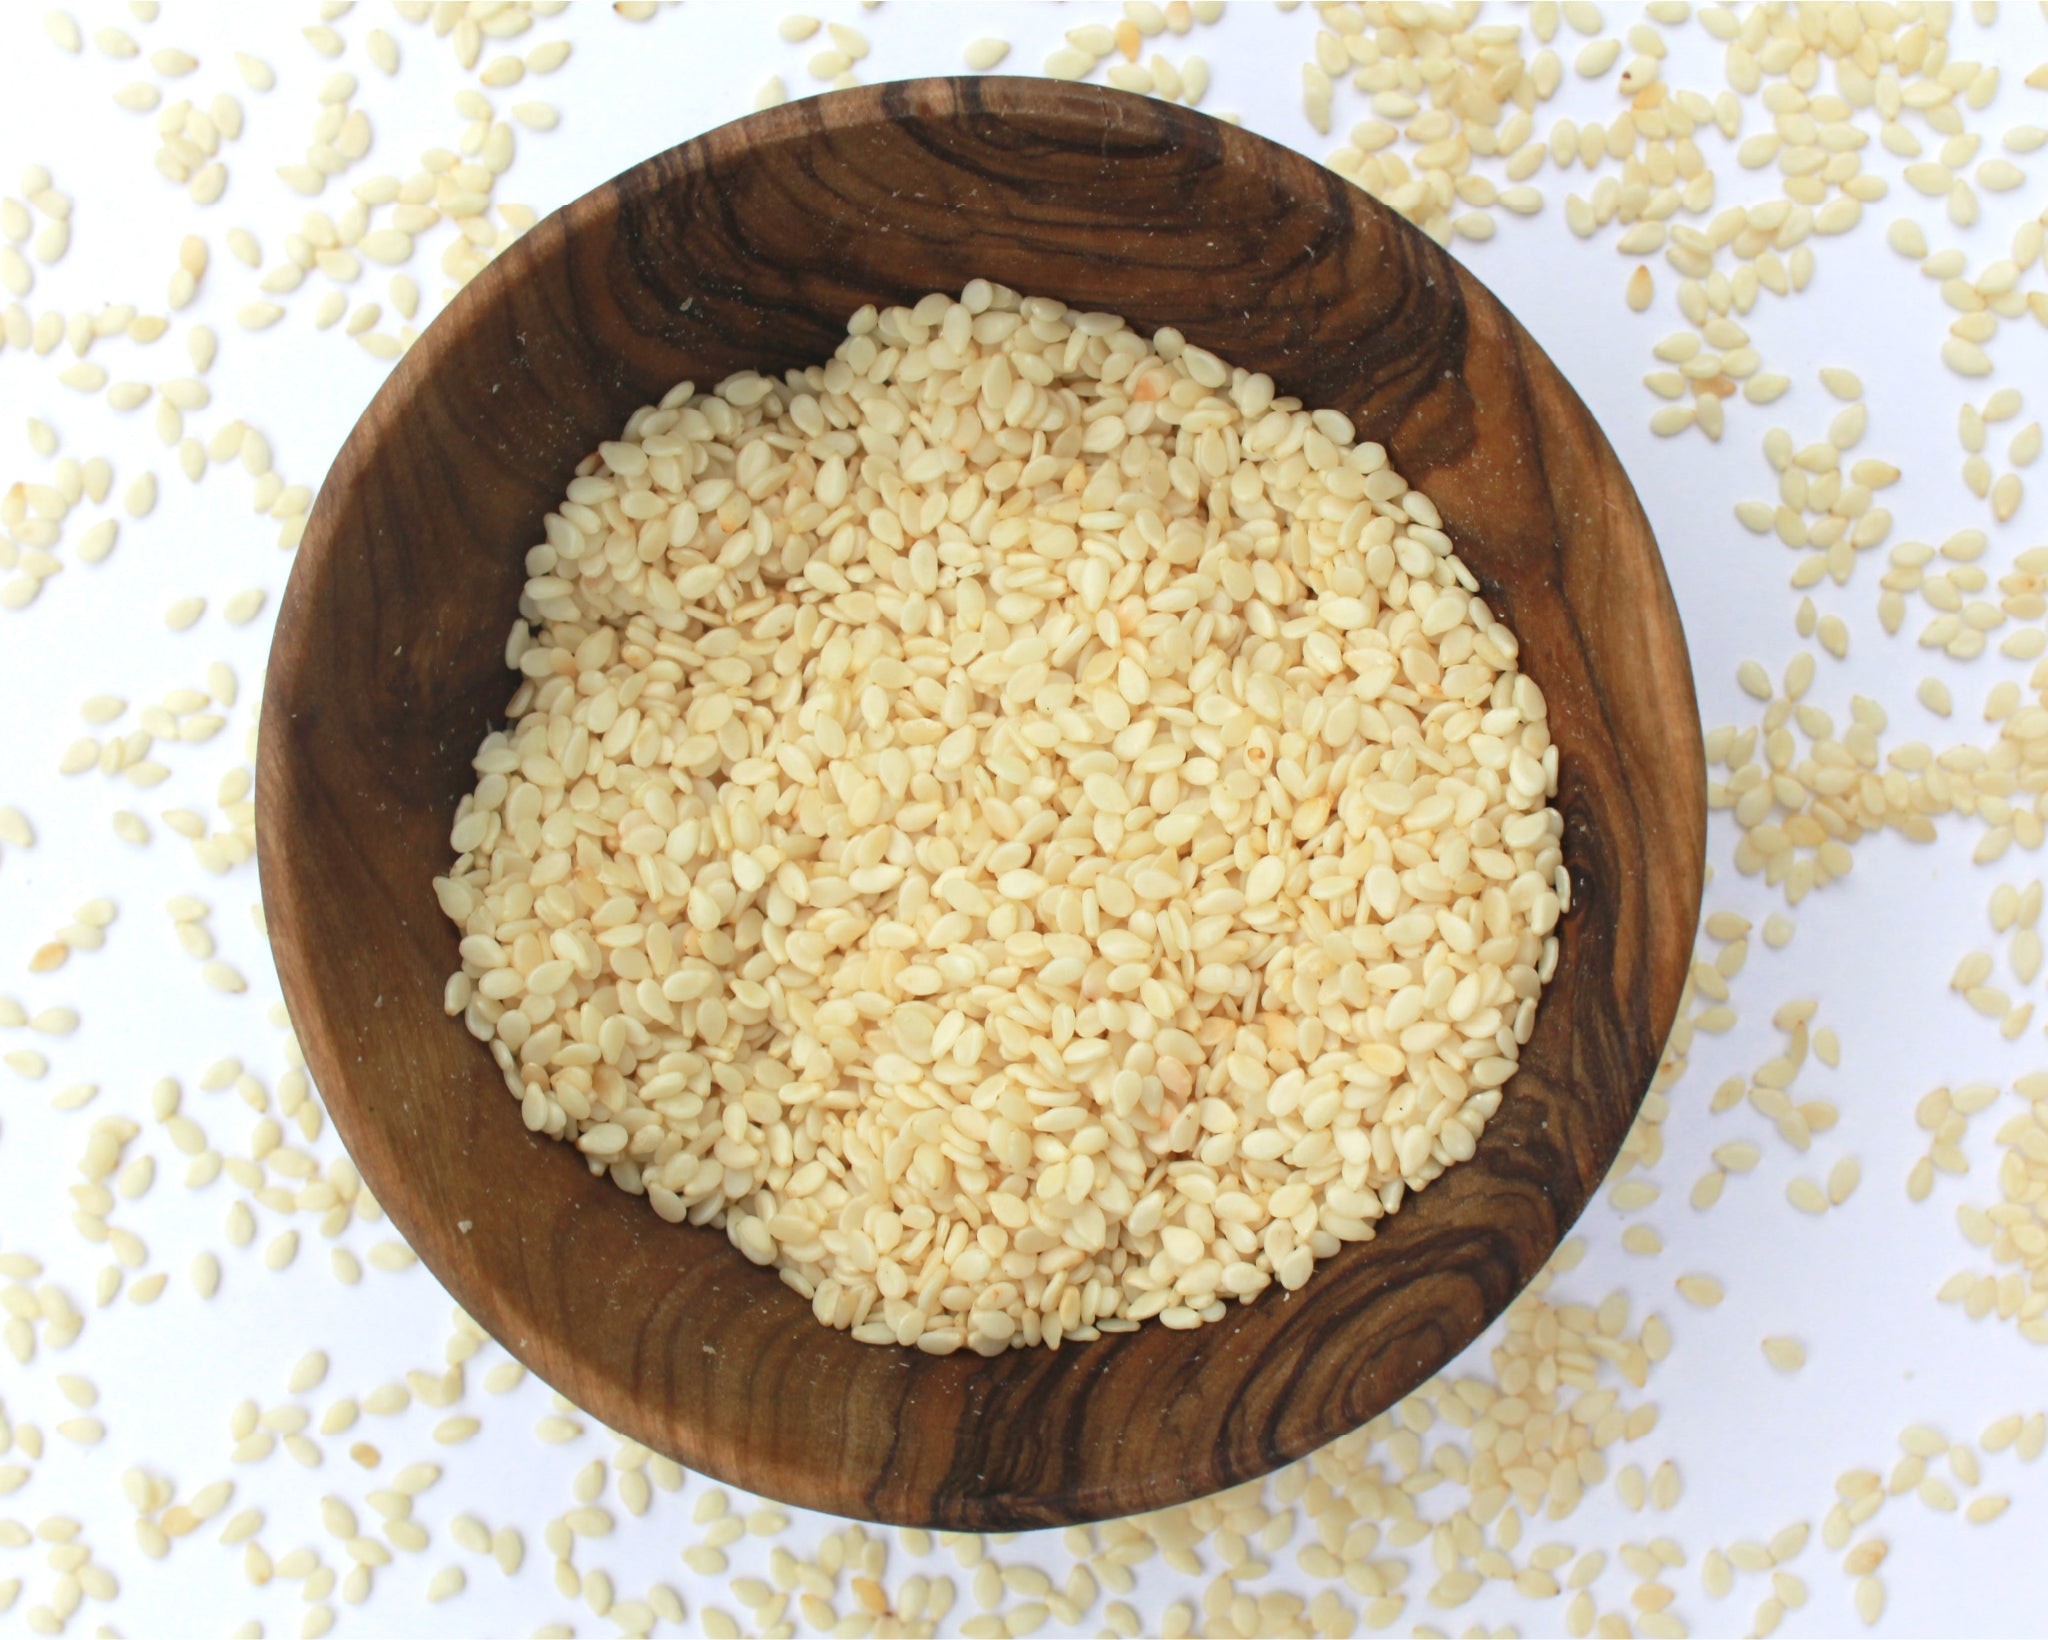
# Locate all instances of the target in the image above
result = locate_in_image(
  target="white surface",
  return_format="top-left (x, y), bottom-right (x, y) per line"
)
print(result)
top-left (1, 3), bottom-right (2046, 1637)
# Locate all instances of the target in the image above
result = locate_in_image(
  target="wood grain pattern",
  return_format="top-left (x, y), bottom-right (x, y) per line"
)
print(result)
top-left (258, 78), bottom-right (1705, 1530)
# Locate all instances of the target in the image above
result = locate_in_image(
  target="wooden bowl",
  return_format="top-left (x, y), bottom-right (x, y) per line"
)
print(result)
top-left (259, 78), bottom-right (1704, 1529)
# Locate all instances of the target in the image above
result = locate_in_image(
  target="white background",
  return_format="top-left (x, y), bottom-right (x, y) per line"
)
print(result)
top-left (2, 2), bottom-right (2047, 1637)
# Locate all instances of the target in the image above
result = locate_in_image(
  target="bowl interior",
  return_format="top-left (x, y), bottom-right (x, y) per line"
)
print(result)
top-left (259, 78), bottom-right (1705, 1529)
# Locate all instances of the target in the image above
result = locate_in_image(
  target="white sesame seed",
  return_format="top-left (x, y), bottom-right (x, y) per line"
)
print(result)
top-left (1761, 1335), bottom-right (1807, 1372)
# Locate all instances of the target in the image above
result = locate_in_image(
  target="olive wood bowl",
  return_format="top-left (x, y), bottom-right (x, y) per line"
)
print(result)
top-left (259, 77), bottom-right (1705, 1530)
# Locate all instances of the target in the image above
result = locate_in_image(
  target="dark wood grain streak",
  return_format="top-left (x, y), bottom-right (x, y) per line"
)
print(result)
top-left (259, 78), bottom-right (1705, 1530)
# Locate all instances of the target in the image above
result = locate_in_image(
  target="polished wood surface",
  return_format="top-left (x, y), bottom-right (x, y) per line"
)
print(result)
top-left (259, 78), bottom-right (1705, 1530)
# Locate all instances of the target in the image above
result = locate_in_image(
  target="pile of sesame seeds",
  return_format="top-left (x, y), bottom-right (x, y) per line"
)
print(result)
top-left (438, 282), bottom-right (1566, 1354)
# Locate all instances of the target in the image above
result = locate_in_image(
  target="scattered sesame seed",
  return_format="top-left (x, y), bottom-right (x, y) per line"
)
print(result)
top-left (1761, 1335), bottom-right (1807, 1373)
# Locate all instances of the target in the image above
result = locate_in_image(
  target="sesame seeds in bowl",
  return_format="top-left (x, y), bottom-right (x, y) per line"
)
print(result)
top-left (435, 280), bottom-right (1572, 1361)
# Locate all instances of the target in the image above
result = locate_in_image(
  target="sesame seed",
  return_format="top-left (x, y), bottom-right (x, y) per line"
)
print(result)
top-left (1761, 1335), bottom-right (1807, 1372)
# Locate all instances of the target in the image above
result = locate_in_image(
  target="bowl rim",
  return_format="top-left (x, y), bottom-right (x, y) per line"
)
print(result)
top-left (260, 74), bottom-right (1706, 1528)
